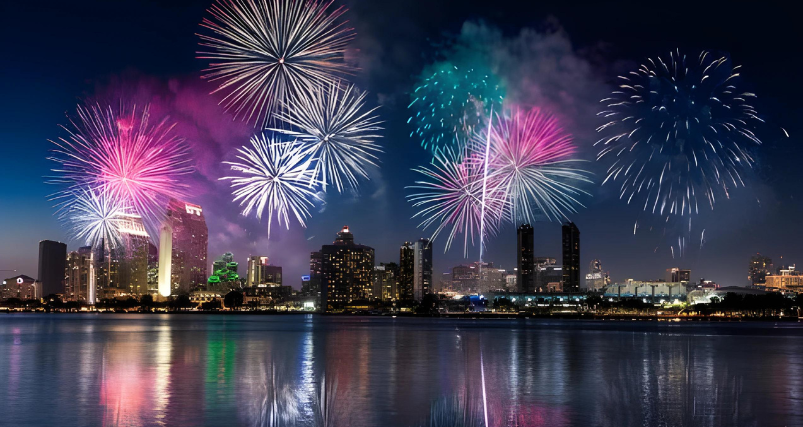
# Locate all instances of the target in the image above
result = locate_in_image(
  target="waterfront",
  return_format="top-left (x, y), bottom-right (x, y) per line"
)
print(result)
top-left (1, 314), bottom-right (802, 426)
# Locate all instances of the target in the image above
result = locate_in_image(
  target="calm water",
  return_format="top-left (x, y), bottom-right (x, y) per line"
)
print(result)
top-left (1, 314), bottom-right (802, 427)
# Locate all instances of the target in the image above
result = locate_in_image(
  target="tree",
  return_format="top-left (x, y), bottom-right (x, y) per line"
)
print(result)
top-left (169, 294), bottom-right (194, 311)
top-left (201, 298), bottom-right (221, 311)
top-left (416, 293), bottom-right (440, 315)
top-left (140, 294), bottom-right (154, 312)
top-left (224, 291), bottom-right (244, 310)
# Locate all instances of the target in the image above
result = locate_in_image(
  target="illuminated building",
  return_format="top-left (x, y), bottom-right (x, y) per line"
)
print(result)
top-left (38, 240), bottom-right (66, 296)
top-left (116, 214), bottom-right (152, 295)
top-left (765, 265), bottom-right (803, 292)
top-left (450, 262), bottom-right (504, 294)
top-left (65, 246), bottom-right (92, 302)
top-left (666, 268), bottom-right (691, 283)
top-left (749, 253), bottom-right (772, 286)
top-left (585, 259), bottom-right (609, 291)
top-left (373, 262), bottom-right (399, 302)
top-left (605, 279), bottom-right (688, 300)
top-left (535, 262), bottom-right (563, 292)
top-left (399, 242), bottom-right (414, 301)
top-left (561, 222), bottom-right (580, 293)
top-left (308, 251), bottom-right (323, 298)
top-left (246, 256), bottom-right (281, 287)
top-left (517, 224), bottom-right (534, 292)
top-left (1, 275), bottom-right (39, 300)
top-left (319, 226), bottom-right (375, 311)
top-left (413, 238), bottom-right (432, 300)
top-left (158, 199), bottom-right (208, 296)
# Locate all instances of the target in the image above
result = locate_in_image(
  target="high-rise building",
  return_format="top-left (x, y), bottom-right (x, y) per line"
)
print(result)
top-left (413, 238), bottom-right (433, 300)
top-left (373, 262), bottom-right (399, 302)
top-left (517, 224), bottom-right (534, 292)
top-left (666, 268), bottom-right (691, 283)
top-left (221, 252), bottom-right (234, 263)
top-left (246, 256), bottom-right (282, 287)
top-left (158, 199), bottom-right (208, 296)
top-left (399, 242), bottom-right (414, 301)
top-left (561, 222), bottom-right (580, 292)
top-left (308, 251), bottom-right (323, 298)
top-left (116, 214), bottom-right (151, 295)
top-left (38, 240), bottom-right (67, 296)
top-left (749, 253), bottom-right (772, 286)
top-left (320, 226), bottom-right (375, 311)
top-left (65, 246), bottom-right (92, 302)
top-left (585, 259), bottom-right (609, 291)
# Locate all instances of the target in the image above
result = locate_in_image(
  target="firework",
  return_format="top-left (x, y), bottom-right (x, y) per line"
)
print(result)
top-left (49, 104), bottom-right (192, 235)
top-left (482, 107), bottom-right (592, 224)
top-left (221, 133), bottom-right (321, 236)
top-left (408, 62), bottom-right (504, 155)
top-left (272, 82), bottom-right (383, 193)
top-left (596, 49), bottom-right (764, 219)
top-left (407, 147), bottom-right (505, 256)
top-left (198, 0), bottom-right (355, 126)
top-left (58, 187), bottom-right (129, 250)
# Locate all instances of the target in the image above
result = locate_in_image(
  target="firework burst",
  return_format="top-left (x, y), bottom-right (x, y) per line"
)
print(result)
top-left (596, 49), bottom-right (764, 219)
top-left (407, 147), bottom-right (505, 256)
top-left (408, 62), bottom-right (504, 155)
top-left (483, 108), bottom-right (592, 224)
top-left (272, 82), bottom-right (383, 193)
top-left (58, 187), bottom-right (130, 250)
top-left (221, 133), bottom-right (321, 236)
top-left (198, 0), bottom-right (355, 126)
top-left (49, 104), bottom-right (192, 235)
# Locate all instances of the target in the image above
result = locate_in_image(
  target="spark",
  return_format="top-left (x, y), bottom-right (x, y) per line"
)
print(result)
top-left (57, 187), bottom-right (130, 250)
top-left (272, 82), bottom-right (383, 193)
top-left (221, 133), bottom-right (321, 237)
top-left (198, 0), bottom-right (355, 126)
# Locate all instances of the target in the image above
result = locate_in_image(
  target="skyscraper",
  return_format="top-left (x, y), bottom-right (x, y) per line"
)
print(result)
top-left (246, 256), bottom-right (282, 287)
top-left (158, 199), bottom-right (208, 296)
top-left (398, 242), bottom-right (414, 302)
top-left (373, 262), bottom-right (398, 302)
top-left (413, 238), bottom-right (432, 300)
top-left (319, 226), bottom-right (375, 311)
top-left (38, 240), bottom-right (67, 296)
top-left (516, 224), bottom-right (534, 292)
top-left (65, 246), bottom-right (92, 302)
top-left (562, 222), bottom-right (580, 293)
top-left (749, 253), bottom-right (772, 286)
top-left (309, 251), bottom-right (323, 298)
top-left (116, 213), bottom-right (151, 295)
top-left (666, 268), bottom-right (691, 283)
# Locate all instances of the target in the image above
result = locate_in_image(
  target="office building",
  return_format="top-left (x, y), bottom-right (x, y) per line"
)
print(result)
top-left (246, 256), bottom-right (282, 287)
top-left (116, 213), bottom-right (151, 295)
top-left (158, 199), bottom-right (208, 296)
top-left (399, 242), bottom-right (414, 301)
top-left (413, 238), bottom-right (433, 300)
top-left (666, 268), bottom-right (691, 283)
top-left (308, 251), bottom-right (323, 298)
top-left (562, 222), bottom-right (580, 293)
top-left (765, 265), bottom-right (803, 291)
top-left (517, 224), bottom-right (534, 292)
top-left (749, 254), bottom-right (772, 286)
top-left (319, 226), bottom-right (375, 311)
top-left (38, 240), bottom-right (67, 296)
top-left (585, 259), bottom-right (609, 291)
top-left (65, 246), bottom-right (92, 302)
top-left (373, 262), bottom-right (399, 302)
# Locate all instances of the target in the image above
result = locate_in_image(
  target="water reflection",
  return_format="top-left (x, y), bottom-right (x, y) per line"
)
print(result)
top-left (1, 315), bottom-right (803, 426)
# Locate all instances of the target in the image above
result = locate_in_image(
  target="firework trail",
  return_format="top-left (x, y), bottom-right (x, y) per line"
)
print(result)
top-left (596, 49), bottom-right (765, 220)
top-left (407, 147), bottom-right (505, 256)
top-left (57, 187), bottom-right (129, 250)
top-left (221, 133), bottom-right (321, 236)
top-left (482, 107), bottom-right (593, 224)
top-left (198, 0), bottom-right (355, 126)
top-left (408, 62), bottom-right (504, 155)
top-left (272, 82), bottom-right (383, 193)
top-left (49, 104), bottom-right (192, 237)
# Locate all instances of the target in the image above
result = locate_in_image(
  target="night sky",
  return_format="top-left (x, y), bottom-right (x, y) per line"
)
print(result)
top-left (1, 0), bottom-right (800, 288)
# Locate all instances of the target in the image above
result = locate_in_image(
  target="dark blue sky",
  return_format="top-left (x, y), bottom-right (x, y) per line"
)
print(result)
top-left (1, 0), bottom-right (800, 288)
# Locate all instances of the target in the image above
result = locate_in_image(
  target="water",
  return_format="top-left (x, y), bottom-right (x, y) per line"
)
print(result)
top-left (1, 314), bottom-right (802, 427)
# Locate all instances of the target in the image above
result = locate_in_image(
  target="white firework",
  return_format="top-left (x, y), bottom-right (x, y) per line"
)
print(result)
top-left (58, 187), bottom-right (129, 250)
top-left (198, 0), bottom-right (355, 126)
top-left (272, 82), bottom-right (383, 193)
top-left (221, 134), bottom-right (321, 236)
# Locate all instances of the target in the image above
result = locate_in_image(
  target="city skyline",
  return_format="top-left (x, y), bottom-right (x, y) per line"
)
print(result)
top-left (2, 0), bottom-right (802, 289)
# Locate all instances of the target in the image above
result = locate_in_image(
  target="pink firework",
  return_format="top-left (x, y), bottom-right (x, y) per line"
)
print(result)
top-left (49, 104), bottom-right (192, 235)
top-left (482, 107), bottom-right (592, 224)
top-left (407, 147), bottom-right (505, 256)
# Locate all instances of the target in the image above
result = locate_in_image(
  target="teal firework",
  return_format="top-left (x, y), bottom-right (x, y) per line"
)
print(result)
top-left (408, 62), bottom-right (504, 154)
